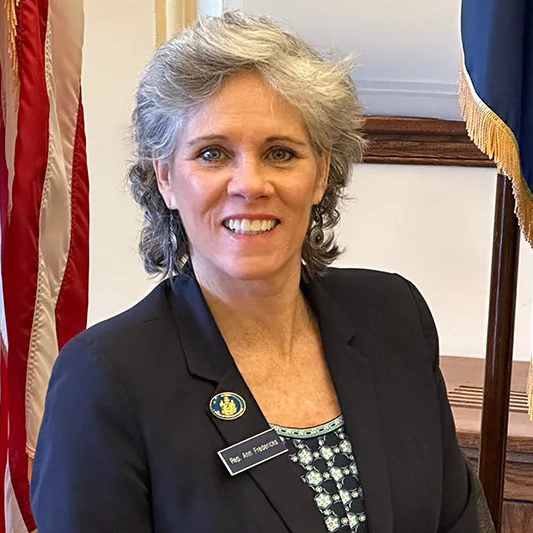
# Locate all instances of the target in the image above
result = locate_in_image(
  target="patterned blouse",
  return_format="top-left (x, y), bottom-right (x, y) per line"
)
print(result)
top-left (271, 415), bottom-right (369, 533)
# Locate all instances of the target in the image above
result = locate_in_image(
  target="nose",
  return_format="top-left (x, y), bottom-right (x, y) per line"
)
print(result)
top-left (227, 156), bottom-right (271, 200)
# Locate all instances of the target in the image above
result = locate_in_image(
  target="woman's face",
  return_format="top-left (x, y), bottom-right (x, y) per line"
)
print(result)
top-left (155, 70), bottom-right (329, 284)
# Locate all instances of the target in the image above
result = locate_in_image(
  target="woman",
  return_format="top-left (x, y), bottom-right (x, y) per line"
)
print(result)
top-left (30, 11), bottom-right (492, 533)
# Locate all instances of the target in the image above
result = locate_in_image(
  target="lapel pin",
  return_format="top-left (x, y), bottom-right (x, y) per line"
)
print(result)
top-left (210, 392), bottom-right (246, 420)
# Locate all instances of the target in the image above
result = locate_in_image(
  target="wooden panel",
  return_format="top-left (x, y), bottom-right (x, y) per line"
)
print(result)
top-left (448, 385), bottom-right (529, 414)
top-left (503, 463), bottom-right (533, 501)
top-left (464, 454), bottom-right (533, 502)
top-left (440, 356), bottom-right (533, 503)
top-left (440, 356), bottom-right (533, 452)
top-left (362, 115), bottom-right (496, 167)
top-left (501, 501), bottom-right (533, 533)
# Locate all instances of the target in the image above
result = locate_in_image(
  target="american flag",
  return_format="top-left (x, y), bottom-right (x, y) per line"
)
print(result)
top-left (0, 0), bottom-right (89, 531)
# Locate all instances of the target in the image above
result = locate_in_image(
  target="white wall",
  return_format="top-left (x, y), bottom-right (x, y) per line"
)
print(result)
top-left (336, 165), bottom-right (533, 361)
top-left (224, 0), bottom-right (463, 118)
top-left (83, 0), bottom-right (158, 323)
top-left (82, 0), bottom-right (533, 361)
top-left (199, 0), bottom-right (223, 16)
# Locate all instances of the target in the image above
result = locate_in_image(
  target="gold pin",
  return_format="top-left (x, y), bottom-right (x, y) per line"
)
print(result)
top-left (210, 392), bottom-right (246, 420)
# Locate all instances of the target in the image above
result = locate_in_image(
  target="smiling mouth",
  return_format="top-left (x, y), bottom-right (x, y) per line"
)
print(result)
top-left (223, 218), bottom-right (280, 235)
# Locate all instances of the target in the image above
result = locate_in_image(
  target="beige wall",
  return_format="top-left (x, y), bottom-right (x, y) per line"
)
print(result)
top-left (336, 165), bottom-right (533, 361)
top-left (224, 0), bottom-right (463, 119)
top-left (83, 0), bottom-right (157, 323)
top-left (82, 0), bottom-right (533, 361)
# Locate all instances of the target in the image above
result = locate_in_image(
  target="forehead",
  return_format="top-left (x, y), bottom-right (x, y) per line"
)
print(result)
top-left (182, 70), bottom-right (309, 142)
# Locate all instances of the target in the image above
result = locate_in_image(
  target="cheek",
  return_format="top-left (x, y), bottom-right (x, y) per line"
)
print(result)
top-left (286, 175), bottom-right (322, 216)
top-left (171, 170), bottom-right (225, 231)
top-left (280, 191), bottom-right (314, 239)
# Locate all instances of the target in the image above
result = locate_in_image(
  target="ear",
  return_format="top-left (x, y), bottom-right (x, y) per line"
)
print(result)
top-left (153, 160), bottom-right (178, 210)
top-left (313, 149), bottom-right (331, 205)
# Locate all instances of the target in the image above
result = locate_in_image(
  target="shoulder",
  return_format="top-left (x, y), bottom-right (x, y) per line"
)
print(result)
top-left (70, 278), bottom-right (178, 353)
top-left (77, 279), bottom-right (174, 346)
top-left (320, 266), bottom-right (404, 290)
top-left (54, 278), bottom-right (180, 390)
top-left (320, 266), bottom-right (424, 312)
top-left (319, 267), bottom-right (438, 361)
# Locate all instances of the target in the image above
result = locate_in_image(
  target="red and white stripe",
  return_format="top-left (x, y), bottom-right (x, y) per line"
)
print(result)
top-left (0, 1), bottom-right (89, 531)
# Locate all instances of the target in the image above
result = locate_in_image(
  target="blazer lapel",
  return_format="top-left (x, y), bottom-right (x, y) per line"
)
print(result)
top-left (169, 276), bottom-right (326, 533)
top-left (304, 279), bottom-right (394, 533)
top-left (210, 366), bottom-right (329, 533)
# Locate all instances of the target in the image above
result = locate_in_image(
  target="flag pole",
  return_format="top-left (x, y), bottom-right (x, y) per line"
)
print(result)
top-left (478, 173), bottom-right (520, 530)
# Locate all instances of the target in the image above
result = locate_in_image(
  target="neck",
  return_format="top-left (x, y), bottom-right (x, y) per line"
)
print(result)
top-left (192, 259), bottom-right (311, 362)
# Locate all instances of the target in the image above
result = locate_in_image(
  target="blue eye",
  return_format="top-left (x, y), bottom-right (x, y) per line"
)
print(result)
top-left (198, 147), bottom-right (225, 162)
top-left (268, 147), bottom-right (296, 162)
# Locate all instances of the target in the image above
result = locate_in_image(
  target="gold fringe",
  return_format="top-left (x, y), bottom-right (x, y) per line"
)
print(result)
top-left (4, 0), bottom-right (21, 87)
top-left (459, 59), bottom-right (533, 421)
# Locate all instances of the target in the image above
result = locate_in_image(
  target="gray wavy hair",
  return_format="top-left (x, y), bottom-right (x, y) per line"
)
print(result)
top-left (128, 11), bottom-right (366, 280)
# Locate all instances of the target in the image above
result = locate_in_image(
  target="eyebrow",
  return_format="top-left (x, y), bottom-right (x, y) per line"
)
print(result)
top-left (266, 135), bottom-right (308, 146)
top-left (186, 134), bottom-right (308, 147)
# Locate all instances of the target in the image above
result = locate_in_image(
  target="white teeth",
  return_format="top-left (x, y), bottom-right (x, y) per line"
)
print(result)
top-left (224, 218), bottom-right (278, 234)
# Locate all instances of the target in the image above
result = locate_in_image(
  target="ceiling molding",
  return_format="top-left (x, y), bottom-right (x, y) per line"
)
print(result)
top-left (356, 80), bottom-right (461, 120)
top-left (356, 79), bottom-right (457, 98)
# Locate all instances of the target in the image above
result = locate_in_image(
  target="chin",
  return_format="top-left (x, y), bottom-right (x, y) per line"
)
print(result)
top-left (219, 257), bottom-right (293, 282)
top-left (223, 265), bottom-right (278, 282)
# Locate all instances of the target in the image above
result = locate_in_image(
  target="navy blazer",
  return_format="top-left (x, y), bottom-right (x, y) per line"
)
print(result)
top-left (31, 268), bottom-right (482, 533)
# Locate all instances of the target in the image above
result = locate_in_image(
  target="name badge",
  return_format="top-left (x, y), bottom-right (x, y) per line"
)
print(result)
top-left (218, 428), bottom-right (288, 476)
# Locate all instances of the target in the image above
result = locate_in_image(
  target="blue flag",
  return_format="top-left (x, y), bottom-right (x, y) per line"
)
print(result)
top-left (460, 0), bottom-right (533, 417)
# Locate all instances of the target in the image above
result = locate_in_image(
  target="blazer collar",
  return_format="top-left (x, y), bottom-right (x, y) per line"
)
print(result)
top-left (169, 273), bottom-right (357, 383)
top-left (169, 274), bottom-right (232, 383)
top-left (169, 273), bottom-right (393, 533)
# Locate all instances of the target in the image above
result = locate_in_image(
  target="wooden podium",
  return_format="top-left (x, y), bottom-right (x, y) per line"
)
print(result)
top-left (440, 356), bottom-right (533, 533)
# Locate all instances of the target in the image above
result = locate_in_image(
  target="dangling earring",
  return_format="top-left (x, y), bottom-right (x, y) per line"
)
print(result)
top-left (308, 207), bottom-right (324, 249)
top-left (169, 210), bottom-right (178, 252)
